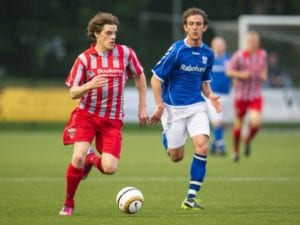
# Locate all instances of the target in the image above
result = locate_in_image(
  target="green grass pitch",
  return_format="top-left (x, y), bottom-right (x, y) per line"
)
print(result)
top-left (0, 126), bottom-right (299, 225)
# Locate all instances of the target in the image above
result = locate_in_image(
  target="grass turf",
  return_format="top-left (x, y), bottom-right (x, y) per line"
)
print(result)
top-left (0, 127), bottom-right (299, 225)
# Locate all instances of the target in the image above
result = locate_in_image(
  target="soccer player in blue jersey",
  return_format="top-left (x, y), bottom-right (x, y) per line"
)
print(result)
top-left (207, 37), bottom-right (231, 155)
top-left (150, 7), bottom-right (222, 210)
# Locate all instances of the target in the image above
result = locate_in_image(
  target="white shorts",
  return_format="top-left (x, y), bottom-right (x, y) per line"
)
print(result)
top-left (206, 93), bottom-right (231, 124)
top-left (161, 103), bottom-right (210, 149)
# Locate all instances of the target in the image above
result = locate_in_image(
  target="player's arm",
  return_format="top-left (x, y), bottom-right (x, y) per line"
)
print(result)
top-left (202, 82), bottom-right (222, 113)
top-left (150, 75), bottom-right (164, 125)
top-left (133, 72), bottom-right (149, 126)
top-left (260, 66), bottom-right (268, 81)
top-left (260, 50), bottom-right (268, 81)
top-left (69, 76), bottom-right (107, 99)
top-left (149, 43), bottom-right (176, 125)
top-left (226, 52), bottom-right (249, 80)
top-left (226, 68), bottom-right (250, 80)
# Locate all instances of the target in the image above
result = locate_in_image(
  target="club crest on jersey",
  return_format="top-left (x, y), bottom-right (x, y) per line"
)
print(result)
top-left (202, 56), bottom-right (208, 64)
top-left (68, 128), bottom-right (76, 139)
top-left (87, 70), bottom-right (95, 79)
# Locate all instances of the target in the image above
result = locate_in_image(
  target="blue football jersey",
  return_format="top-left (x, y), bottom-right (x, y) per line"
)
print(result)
top-left (152, 40), bottom-right (214, 107)
top-left (210, 53), bottom-right (231, 94)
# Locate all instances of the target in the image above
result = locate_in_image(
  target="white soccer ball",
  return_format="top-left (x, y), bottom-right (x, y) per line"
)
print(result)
top-left (116, 187), bottom-right (144, 214)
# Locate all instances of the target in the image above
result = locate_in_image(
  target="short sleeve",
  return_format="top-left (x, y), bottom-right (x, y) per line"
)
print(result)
top-left (202, 52), bottom-right (214, 82)
top-left (127, 47), bottom-right (143, 78)
top-left (151, 44), bottom-right (177, 82)
top-left (65, 56), bottom-right (86, 87)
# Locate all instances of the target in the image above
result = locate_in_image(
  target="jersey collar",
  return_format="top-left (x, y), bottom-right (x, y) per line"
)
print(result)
top-left (243, 48), bottom-right (263, 57)
top-left (89, 44), bottom-right (98, 55)
top-left (184, 38), bottom-right (204, 48)
top-left (89, 43), bottom-right (113, 57)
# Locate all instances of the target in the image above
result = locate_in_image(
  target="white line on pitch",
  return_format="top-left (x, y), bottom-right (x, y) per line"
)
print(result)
top-left (0, 176), bottom-right (298, 182)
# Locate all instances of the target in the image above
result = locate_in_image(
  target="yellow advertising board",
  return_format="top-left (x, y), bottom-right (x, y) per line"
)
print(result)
top-left (0, 87), bottom-right (77, 122)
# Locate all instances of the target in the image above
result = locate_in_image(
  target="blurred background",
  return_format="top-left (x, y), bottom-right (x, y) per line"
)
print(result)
top-left (0, 0), bottom-right (300, 123)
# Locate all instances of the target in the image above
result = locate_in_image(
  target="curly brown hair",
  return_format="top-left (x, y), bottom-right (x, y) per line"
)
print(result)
top-left (182, 7), bottom-right (208, 26)
top-left (86, 12), bottom-right (119, 39)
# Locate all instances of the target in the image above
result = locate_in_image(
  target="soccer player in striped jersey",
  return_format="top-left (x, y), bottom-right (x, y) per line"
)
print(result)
top-left (227, 31), bottom-right (267, 162)
top-left (150, 7), bottom-right (222, 210)
top-left (59, 12), bottom-right (149, 216)
top-left (207, 37), bottom-right (231, 155)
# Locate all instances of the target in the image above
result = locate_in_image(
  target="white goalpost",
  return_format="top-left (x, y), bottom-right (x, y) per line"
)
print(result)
top-left (237, 15), bottom-right (300, 123)
top-left (238, 15), bottom-right (300, 49)
top-left (238, 15), bottom-right (300, 88)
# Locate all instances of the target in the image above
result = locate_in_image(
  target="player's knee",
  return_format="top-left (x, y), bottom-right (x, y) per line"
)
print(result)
top-left (234, 119), bottom-right (243, 129)
top-left (250, 119), bottom-right (261, 128)
top-left (195, 142), bottom-right (208, 155)
top-left (170, 154), bottom-right (184, 162)
top-left (71, 155), bottom-right (85, 168)
top-left (168, 149), bottom-right (184, 162)
top-left (102, 164), bottom-right (117, 175)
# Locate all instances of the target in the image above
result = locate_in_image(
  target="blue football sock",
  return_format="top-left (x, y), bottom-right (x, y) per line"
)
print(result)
top-left (214, 126), bottom-right (223, 141)
top-left (214, 126), bottom-right (225, 151)
top-left (162, 132), bottom-right (168, 151)
top-left (186, 154), bottom-right (207, 199)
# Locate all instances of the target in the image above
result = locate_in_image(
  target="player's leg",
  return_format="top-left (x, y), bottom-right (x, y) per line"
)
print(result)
top-left (245, 109), bottom-right (261, 145)
top-left (244, 98), bottom-right (263, 157)
top-left (162, 128), bottom-right (185, 162)
top-left (101, 153), bottom-right (119, 174)
top-left (181, 134), bottom-right (208, 210)
top-left (60, 108), bottom-right (95, 215)
top-left (232, 100), bottom-right (247, 162)
top-left (215, 94), bottom-right (231, 155)
top-left (83, 149), bottom-right (120, 176)
top-left (244, 110), bottom-right (261, 156)
top-left (82, 146), bottom-right (97, 179)
top-left (161, 107), bottom-right (187, 162)
top-left (167, 146), bottom-right (185, 162)
top-left (182, 109), bottom-right (209, 210)
top-left (206, 98), bottom-right (218, 154)
top-left (82, 129), bottom-right (104, 178)
top-left (60, 141), bottom-right (90, 216)
top-left (84, 119), bottom-right (122, 175)
top-left (232, 116), bottom-right (243, 161)
top-left (207, 94), bottom-right (228, 155)
top-left (211, 109), bottom-right (225, 155)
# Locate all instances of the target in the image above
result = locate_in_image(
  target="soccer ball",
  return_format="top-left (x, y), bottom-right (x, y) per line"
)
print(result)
top-left (116, 187), bottom-right (144, 214)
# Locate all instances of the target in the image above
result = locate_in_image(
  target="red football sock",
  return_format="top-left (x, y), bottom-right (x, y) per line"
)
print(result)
top-left (245, 126), bottom-right (260, 145)
top-left (64, 163), bottom-right (84, 208)
top-left (233, 127), bottom-right (241, 154)
top-left (86, 154), bottom-right (104, 173)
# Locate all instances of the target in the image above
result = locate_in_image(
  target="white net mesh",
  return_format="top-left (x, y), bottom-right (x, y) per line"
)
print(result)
top-left (238, 16), bottom-right (300, 87)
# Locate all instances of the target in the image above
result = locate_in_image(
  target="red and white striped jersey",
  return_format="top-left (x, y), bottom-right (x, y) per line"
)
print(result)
top-left (228, 49), bottom-right (267, 101)
top-left (65, 44), bottom-right (143, 120)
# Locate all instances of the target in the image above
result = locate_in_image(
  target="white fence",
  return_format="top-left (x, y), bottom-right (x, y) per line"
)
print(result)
top-left (124, 88), bottom-right (300, 123)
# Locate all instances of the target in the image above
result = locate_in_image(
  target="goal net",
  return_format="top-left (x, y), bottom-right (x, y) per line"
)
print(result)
top-left (238, 15), bottom-right (300, 87)
top-left (209, 16), bottom-right (300, 122)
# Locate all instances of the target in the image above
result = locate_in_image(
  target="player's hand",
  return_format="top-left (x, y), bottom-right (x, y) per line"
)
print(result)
top-left (240, 70), bottom-right (250, 79)
top-left (88, 76), bottom-right (108, 89)
top-left (209, 94), bottom-right (222, 113)
top-left (138, 106), bottom-right (149, 126)
top-left (260, 70), bottom-right (268, 81)
top-left (150, 106), bottom-right (164, 125)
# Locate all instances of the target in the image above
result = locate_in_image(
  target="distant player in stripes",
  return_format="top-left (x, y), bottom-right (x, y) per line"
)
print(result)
top-left (59, 12), bottom-right (149, 216)
top-left (227, 31), bottom-right (267, 162)
top-left (150, 7), bottom-right (222, 210)
top-left (207, 36), bottom-right (231, 155)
